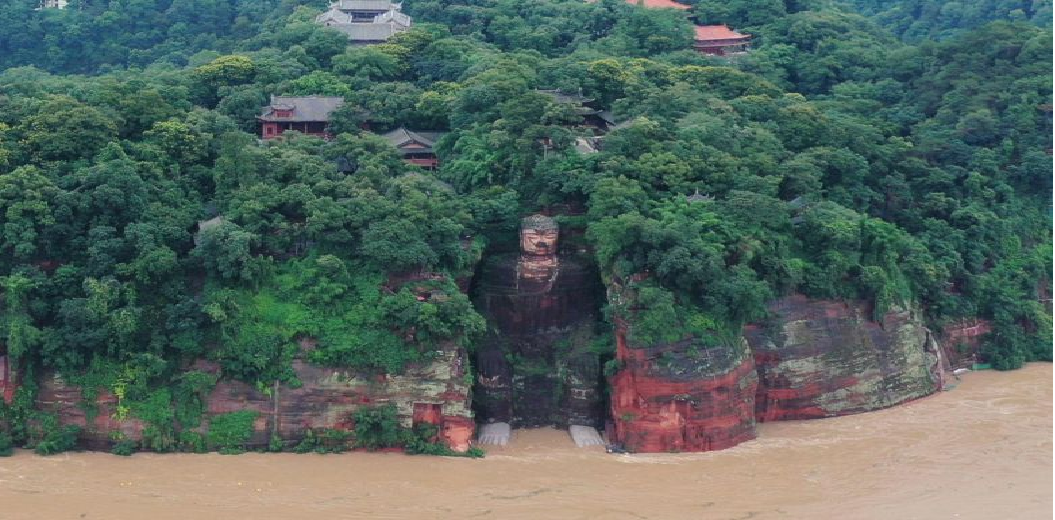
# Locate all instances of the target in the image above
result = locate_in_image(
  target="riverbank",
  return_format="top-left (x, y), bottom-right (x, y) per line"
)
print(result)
top-left (0, 363), bottom-right (1050, 520)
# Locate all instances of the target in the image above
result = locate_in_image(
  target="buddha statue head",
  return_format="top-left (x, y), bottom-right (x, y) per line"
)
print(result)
top-left (520, 214), bottom-right (559, 256)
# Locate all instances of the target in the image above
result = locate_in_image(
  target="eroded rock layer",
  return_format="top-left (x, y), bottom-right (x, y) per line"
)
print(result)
top-left (746, 294), bottom-right (941, 422)
top-left (36, 347), bottom-right (474, 452)
top-left (0, 350), bottom-right (15, 405)
top-left (938, 319), bottom-right (992, 369)
top-left (609, 325), bottom-right (758, 453)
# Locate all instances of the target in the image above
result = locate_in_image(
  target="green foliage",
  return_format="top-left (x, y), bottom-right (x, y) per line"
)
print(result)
top-left (268, 433), bottom-right (284, 453)
top-left (207, 411), bottom-right (258, 455)
top-left (18, 97), bottom-right (119, 163)
top-left (130, 389), bottom-right (176, 453)
top-left (178, 431), bottom-right (207, 454)
top-left (173, 371), bottom-right (219, 429)
top-left (845, 0), bottom-right (1051, 41)
top-left (292, 429), bottom-right (318, 454)
top-left (205, 257), bottom-right (484, 381)
top-left (0, 431), bottom-right (13, 457)
top-left (110, 433), bottom-right (138, 457)
top-left (293, 428), bottom-right (354, 454)
top-left (353, 404), bottom-right (403, 451)
top-left (29, 413), bottom-right (80, 456)
top-left (403, 423), bottom-right (482, 457)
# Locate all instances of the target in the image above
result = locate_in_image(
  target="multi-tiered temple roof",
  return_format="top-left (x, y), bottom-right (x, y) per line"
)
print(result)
top-left (315, 0), bottom-right (411, 44)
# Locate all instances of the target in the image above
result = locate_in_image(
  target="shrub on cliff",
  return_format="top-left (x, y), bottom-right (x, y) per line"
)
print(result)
top-left (30, 414), bottom-right (80, 456)
top-left (0, 431), bottom-right (12, 456)
top-left (207, 411), bottom-right (258, 455)
top-left (353, 404), bottom-right (403, 451)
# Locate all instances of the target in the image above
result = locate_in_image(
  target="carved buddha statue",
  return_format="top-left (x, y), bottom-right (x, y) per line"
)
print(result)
top-left (519, 214), bottom-right (559, 257)
top-left (517, 215), bottom-right (559, 289)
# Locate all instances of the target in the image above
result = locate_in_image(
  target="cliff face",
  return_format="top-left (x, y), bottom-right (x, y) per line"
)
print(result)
top-left (0, 350), bottom-right (15, 405)
top-left (938, 319), bottom-right (992, 369)
top-left (35, 347), bottom-right (474, 451)
top-left (608, 291), bottom-right (943, 452)
top-left (746, 294), bottom-right (941, 422)
top-left (609, 320), bottom-right (758, 453)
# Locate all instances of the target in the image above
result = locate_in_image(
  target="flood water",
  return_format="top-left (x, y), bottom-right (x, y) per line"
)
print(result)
top-left (1, 364), bottom-right (1050, 520)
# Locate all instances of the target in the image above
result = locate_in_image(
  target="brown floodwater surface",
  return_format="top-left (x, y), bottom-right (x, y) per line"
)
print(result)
top-left (1, 364), bottom-right (1051, 520)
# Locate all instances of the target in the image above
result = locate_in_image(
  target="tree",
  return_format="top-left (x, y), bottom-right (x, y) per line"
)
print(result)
top-left (19, 97), bottom-right (119, 163)
top-left (0, 166), bottom-right (57, 266)
top-left (192, 55), bottom-right (256, 106)
top-left (192, 222), bottom-right (262, 283)
top-left (333, 46), bottom-right (406, 81)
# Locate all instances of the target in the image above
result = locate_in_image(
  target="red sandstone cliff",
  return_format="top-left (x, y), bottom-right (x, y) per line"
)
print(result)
top-left (609, 324), bottom-right (758, 452)
top-left (36, 346), bottom-right (474, 452)
top-left (746, 295), bottom-right (941, 422)
top-left (0, 350), bottom-right (15, 405)
top-left (937, 319), bottom-right (992, 369)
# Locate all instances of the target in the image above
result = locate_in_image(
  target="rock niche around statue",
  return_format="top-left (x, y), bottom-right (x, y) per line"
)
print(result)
top-left (472, 214), bottom-right (606, 432)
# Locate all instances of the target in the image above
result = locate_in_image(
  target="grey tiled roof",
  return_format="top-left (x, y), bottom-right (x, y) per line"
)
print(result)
top-left (331, 21), bottom-right (407, 41)
top-left (316, 8), bottom-right (352, 24)
top-left (574, 137), bottom-right (600, 154)
top-left (259, 96), bottom-right (345, 122)
top-left (335, 0), bottom-right (401, 11)
top-left (374, 9), bottom-right (411, 27)
top-left (537, 89), bottom-right (594, 105)
top-left (381, 128), bottom-right (446, 154)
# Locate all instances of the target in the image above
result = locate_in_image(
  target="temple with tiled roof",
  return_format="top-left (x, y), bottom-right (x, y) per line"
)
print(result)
top-left (618, 0), bottom-right (752, 56)
top-left (315, 0), bottom-right (411, 44)
top-left (381, 128), bottom-right (446, 170)
top-left (258, 96), bottom-right (345, 140)
top-left (693, 25), bottom-right (751, 55)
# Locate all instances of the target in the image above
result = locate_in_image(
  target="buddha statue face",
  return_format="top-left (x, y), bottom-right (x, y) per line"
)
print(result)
top-left (520, 215), bottom-right (559, 256)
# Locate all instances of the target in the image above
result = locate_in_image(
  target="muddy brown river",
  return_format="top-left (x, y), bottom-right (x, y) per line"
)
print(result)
top-left (1, 364), bottom-right (1050, 520)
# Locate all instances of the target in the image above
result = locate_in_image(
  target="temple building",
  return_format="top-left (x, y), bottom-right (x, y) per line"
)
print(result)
top-left (258, 95), bottom-right (345, 140)
top-left (537, 89), bottom-right (608, 131)
top-left (315, 0), bottom-right (412, 44)
top-left (693, 25), bottom-right (751, 56)
top-left (617, 0), bottom-right (752, 56)
top-left (381, 127), bottom-right (446, 169)
top-left (326, 0), bottom-right (403, 21)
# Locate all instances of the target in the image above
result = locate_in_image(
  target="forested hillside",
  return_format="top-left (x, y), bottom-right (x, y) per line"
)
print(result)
top-left (841, 0), bottom-right (1052, 40)
top-left (0, 0), bottom-right (1050, 454)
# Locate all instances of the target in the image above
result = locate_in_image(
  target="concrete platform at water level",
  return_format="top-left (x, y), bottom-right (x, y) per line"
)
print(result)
top-left (568, 425), bottom-right (605, 447)
top-left (477, 423), bottom-right (605, 448)
top-left (476, 422), bottom-right (511, 446)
